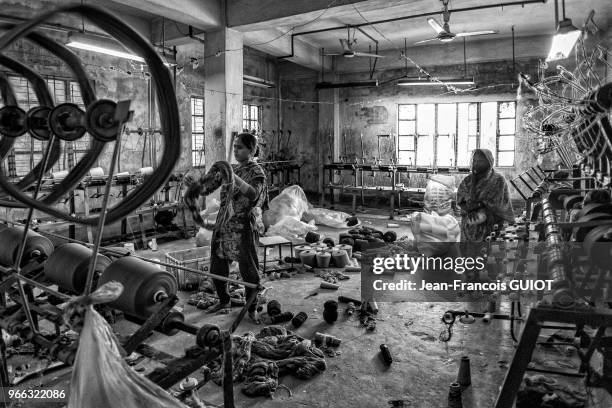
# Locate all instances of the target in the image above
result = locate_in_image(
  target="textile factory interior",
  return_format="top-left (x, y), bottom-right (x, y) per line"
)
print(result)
top-left (0, 0), bottom-right (612, 407)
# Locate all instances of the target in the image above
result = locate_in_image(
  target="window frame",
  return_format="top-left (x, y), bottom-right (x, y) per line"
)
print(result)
top-left (496, 101), bottom-right (516, 167)
top-left (242, 103), bottom-right (261, 134)
top-left (397, 101), bottom-right (516, 168)
top-left (191, 96), bottom-right (205, 168)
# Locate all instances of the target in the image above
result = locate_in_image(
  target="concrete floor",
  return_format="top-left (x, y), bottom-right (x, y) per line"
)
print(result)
top-left (7, 206), bottom-right (612, 408)
top-left (134, 207), bottom-right (610, 408)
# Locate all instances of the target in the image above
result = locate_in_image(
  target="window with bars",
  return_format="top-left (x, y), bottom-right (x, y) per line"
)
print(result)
top-left (397, 104), bottom-right (416, 165)
top-left (242, 104), bottom-right (261, 134)
top-left (397, 101), bottom-right (516, 168)
top-left (497, 102), bottom-right (516, 167)
top-left (191, 96), bottom-right (205, 168)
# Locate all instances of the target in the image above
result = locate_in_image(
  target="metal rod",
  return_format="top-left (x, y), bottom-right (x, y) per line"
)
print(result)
top-left (16, 275), bottom-right (71, 301)
top-left (12, 133), bottom-right (59, 334)
top-left (294, 0), bottom-right (547, 36)
top-left (84, 134), bottom-right (122, 295)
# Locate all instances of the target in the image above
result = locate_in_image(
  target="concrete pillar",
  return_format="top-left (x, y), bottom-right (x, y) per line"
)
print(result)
top-left (204, 28), bottom-right (244, 167)
top-left (317, 74), bottom-right (339, 198)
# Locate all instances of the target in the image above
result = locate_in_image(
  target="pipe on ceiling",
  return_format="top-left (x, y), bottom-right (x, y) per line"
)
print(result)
top-left (277, 0), bottom-right (548, 60)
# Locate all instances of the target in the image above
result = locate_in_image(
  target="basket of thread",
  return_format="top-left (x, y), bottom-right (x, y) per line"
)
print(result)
top-left (165, 247), bottom-right (211, 291)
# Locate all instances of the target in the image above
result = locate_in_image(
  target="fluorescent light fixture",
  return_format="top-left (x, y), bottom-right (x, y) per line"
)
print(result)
top-left (315, 80), bottom-right (379, 89)
top-left (546, 18), bottom-right (581, 62)
top-left (397, 77), bottom-right (474, 86)
top-left (66, 32), bottom-right (176, 66)
top-left (243, 74), bottom-right (275, 88)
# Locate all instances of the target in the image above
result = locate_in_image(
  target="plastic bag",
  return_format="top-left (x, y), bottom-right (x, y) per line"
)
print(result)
top-left (304, 207), bottom-right (352, 228)
top-left (265, 216), bottom-right (317, 243)
top-left (68, 299), bottom-right (185, 407)
top-left (263, 185), bottom-right (309, 228)
top-left (410, 211), bottom-right (460, 256)
top-left (423, 175), bottom-right (456, 216)
top-left (195, 227), bottom-right (213, 247)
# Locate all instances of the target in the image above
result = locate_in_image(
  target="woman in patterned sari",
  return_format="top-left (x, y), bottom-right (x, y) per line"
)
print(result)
top-left (185, 132), bottom-right (267, 323)
top-left (457, 148), bottom-right (514, 243)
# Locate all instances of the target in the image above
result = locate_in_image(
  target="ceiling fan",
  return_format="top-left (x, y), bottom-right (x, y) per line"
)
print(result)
top-left (324, 27), bottom-right (385, 58)
top-left (415, 0), bottom-right (498, 45)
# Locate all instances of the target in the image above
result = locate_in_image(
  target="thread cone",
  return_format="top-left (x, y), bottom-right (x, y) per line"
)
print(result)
top-left (448, 382), bottom-right (462, 408)
top-left (457, 356), bottom-right (471, 387)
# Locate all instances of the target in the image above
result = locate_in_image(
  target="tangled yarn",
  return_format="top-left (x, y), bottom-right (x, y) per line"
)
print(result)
top-left (206, 326), bottom-right (327, 398)
top-left (184, 161), bottom-right (234, 226)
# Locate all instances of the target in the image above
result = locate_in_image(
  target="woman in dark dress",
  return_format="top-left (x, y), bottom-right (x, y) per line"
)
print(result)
top-left (184, 132), bottom-right (267, 323)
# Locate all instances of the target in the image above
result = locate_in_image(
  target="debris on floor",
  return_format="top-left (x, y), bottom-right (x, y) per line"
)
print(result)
top-left (204, 326), bottom-right (327, 398)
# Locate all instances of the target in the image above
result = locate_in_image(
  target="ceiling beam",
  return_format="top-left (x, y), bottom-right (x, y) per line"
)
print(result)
top-left (245, 29), bottom-right (332, 71)
top-left (227, 0), bottom-right (372, 32)
top-left (109, 0), bottom-right (222, 31)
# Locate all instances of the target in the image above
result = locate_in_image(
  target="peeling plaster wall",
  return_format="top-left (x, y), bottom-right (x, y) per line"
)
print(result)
top-left (278, 61), bottom-right (321, 194)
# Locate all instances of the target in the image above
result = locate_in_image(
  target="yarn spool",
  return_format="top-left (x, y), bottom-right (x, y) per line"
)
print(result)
top-left (316, 251), bottom-right (331, 268)
top-left (44, 243), bottom-right (112, 294)
top-left (305, 231), bottom-right (321, 243)
top-left (269, 311), bottom-right (294, 324)
top-left (52, 170), bottom-right (69, 182)
top-left (314, 332), bottom-right (341, 347)
top-left (448, 382), bottom-right (463, 408)
top-left (0, 226), bottom-right (54, 267)
top-left (138, 166), bottom-right (154, 176)
top-left (98, 256), bottom-right (177, 319)
top-left (320, 281), bottom-right (340, 290)
top-left (323, 300), bottom-right (339, 323)
top-left (336, 244), bottom-right (353, 258)
top-left (267, 300), bottom-right (281, 316)
top-left (353, 239), bottom-right (369, 253)
top-left (88, 167), bottom-right (105, 177)
top-left (322, 237), bottom-right (335, 247)
top-left (457, 356), bottom-right (471, 387)
top-left (331, 250), bottom-right (350, 268)
top-left (291, 311), bottom-right (308, 328)
top-left (294, 245), bottom-right (312, 257)
top-left (346, 216), bottom-right (359, 226)
top-left (348, 229), bottom-right (361, 235)
top-left (299, 250), bottom-right (317, 268)
top-left (383, 231), bottom-right (397, 243)
top-left (380, 344), bottom-right (393, 365)
top-left (196, 323), bottom-right (221, 348)
top-left (339, 237), bottom-right (355, 246)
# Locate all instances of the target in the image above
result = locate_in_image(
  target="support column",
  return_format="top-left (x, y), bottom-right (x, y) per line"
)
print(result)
top-left (204, 28), bottom-right (244, 167)
top-left (317, 72), bottom-right (339, 201)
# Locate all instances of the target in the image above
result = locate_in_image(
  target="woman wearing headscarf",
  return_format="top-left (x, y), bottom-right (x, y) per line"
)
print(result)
top-left (184, 132), bottom-right (267, 323)
top-left (456, 149), bottom-right (514, 242)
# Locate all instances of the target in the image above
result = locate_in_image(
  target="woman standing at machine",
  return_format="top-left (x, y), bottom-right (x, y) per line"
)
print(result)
top-left (457, 149), bottom-right (514, 242)
top-left (205, 133), bottom-right (267, 323)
